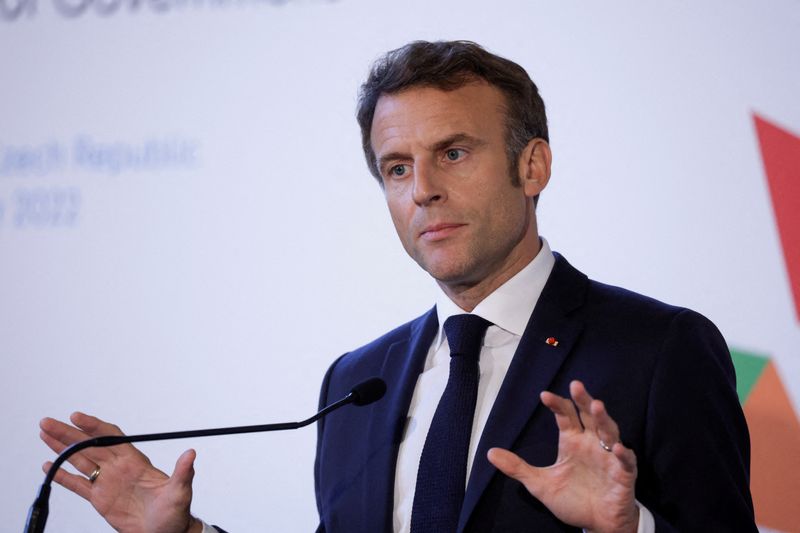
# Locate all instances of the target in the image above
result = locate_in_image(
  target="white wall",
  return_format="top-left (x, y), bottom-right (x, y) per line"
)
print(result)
top-left (2, 1), bottom-right (798, 530)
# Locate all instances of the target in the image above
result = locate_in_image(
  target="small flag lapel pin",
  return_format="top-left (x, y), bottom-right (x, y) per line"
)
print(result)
top-left (545, 337), bottom-right (559, 347)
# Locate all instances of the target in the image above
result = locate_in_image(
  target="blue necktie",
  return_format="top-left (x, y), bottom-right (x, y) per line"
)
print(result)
top-left (410, 313), bottom-right (492, 533)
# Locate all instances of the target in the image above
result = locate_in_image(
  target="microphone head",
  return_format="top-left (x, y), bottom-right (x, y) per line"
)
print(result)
top-left (349, 377), bottom-right (387, 406)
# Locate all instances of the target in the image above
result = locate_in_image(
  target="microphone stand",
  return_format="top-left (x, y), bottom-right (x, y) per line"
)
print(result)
top-left (24, 377), bottom-right (385, 533)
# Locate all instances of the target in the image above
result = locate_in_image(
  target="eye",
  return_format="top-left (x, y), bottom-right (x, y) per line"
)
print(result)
top-left (445, 149), bottom-right (465, 161)
top-left (389, 164), bottom-right (409, 177)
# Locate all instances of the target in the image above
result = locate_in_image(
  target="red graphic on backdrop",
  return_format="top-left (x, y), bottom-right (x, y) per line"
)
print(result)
top-left (754, 114), bottom-right (800, 322)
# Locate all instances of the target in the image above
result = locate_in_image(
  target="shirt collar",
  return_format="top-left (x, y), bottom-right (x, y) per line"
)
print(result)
top-left (433, 237), bottom-right (556, 348)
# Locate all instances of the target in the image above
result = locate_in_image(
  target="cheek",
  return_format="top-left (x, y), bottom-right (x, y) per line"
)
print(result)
top-left (385, 199), bottom-right (415, 244)
top-left (447, 156), bottom-right (481, 180)
top-left (478, 187), bottom-right (529, 233)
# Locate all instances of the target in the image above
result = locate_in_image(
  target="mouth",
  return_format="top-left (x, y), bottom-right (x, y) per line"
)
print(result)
top-left (419, 223), bottom-right (466, 241)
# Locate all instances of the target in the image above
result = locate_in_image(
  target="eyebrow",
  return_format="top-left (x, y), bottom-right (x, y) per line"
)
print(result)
top-left (376, 132), bottom-right (487, 172)
top-left (429, 132), bottom-right (486, 153)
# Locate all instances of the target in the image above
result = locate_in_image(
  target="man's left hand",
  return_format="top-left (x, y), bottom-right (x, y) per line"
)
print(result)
top-left (487, 380), bottom-right (638, 533)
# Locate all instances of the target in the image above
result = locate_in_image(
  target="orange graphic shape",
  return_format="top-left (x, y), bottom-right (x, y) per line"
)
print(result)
top-left (754, 114), bottom-right (800, 323)
top-left (743, 361), bottom-right (800, 532)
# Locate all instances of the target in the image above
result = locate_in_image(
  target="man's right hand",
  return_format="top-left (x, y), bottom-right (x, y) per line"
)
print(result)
top-left (39, 412), bottom-right (202, 533)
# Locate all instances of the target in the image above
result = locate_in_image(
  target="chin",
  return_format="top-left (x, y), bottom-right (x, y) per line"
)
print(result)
top-left (421, 261), bottom-right (477, 286)
top-left (414, 247), bottom-right (482, 281)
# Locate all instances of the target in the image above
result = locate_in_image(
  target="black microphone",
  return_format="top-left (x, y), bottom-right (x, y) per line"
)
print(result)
top-left (24, 377), bottom-right (386, 533)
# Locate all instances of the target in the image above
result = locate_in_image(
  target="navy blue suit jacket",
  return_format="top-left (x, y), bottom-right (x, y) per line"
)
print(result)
top-left (314, 254), bottom-right (756, 532)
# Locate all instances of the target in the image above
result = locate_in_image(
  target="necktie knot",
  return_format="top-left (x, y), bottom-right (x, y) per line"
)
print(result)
top-left (443, 314), bottom-right (492, 359)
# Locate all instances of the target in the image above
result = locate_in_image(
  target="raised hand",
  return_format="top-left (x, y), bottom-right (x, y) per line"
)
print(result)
top-left (39, 412), bottom-right (202, 533)
top-left (487, 380), bottom-right (638, 533)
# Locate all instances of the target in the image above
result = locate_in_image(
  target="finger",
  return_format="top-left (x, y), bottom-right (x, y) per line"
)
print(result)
top-left (590, 398), bottom-right (621, 448)
top-left (39, 421), bottom-right (79, 455)
top-left (70, 411), bottom-right (125, 437)
top-left (40, 430), bottom-right (99, 477)
top-left (70, 412), bottom-right (143, 459)
top-left (540, 390), bottom-right (582, 433)
top-left (487, 448), bottom-right (543, 499)
top-left (40, 417), bottom-right (114, 465)
top-left (612, 443), bottom-right (637, 474)
top-left (569, 380), bottom-right (597, 432)
top-left (40, 416), bottom-right (90, 446)
top-left (171, 449), bottom-right (197, 490)
top-left (43, 460), bottom-right (93, 501)
top-left (165, 449), bottom-right (197, 512)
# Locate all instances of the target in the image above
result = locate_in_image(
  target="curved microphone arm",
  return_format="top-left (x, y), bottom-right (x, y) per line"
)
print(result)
top-left (24, 377), bottom-right (386, 533)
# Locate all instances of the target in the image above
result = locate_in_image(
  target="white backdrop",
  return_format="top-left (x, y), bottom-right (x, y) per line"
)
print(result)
top-left (2, 1), bottom-right (798, 531)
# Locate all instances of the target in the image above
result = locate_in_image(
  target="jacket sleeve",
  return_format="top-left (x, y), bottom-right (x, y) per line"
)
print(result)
top-left (640, 310), bottom-right (756, 531)
top-left (314, 353), bottom-right (346, 533)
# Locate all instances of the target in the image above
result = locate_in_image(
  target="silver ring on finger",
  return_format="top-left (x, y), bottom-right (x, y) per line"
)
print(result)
top-left (599, 439), bottom-right (614, 453)
top-left (89, 466), bottom-right (101, 483)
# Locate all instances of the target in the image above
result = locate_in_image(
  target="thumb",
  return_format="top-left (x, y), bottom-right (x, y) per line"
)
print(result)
top-left (170, 449), bottom-right (197, 489)
top-left (487, 447), bottom-right (542, 496)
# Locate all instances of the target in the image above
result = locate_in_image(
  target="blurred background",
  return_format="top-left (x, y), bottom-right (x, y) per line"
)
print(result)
top-left (2, 0), bottom-right (798, 531)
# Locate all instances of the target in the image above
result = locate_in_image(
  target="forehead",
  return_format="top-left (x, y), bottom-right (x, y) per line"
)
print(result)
top-left (370, 81), bottom-right (508, 154)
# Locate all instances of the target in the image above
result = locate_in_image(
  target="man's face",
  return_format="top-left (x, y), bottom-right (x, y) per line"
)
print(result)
top-left (370, 81), bottom-right (546, 292)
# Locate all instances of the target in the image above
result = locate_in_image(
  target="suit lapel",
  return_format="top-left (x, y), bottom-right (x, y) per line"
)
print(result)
top-left (458, 254), bottom-right (589, 531)
top-left (364, 308), bottom-right (438, 531)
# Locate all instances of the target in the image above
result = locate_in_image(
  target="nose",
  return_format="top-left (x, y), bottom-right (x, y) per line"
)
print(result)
top-left (412, 160), bottom-right (446, 206)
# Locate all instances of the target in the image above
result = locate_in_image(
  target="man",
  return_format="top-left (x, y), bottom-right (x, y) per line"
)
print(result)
top-left (39, 41), bottom-right (756, 532)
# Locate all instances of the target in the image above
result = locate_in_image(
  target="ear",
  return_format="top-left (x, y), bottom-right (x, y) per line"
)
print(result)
top-left (518, 138), bottom-right (552, 198)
